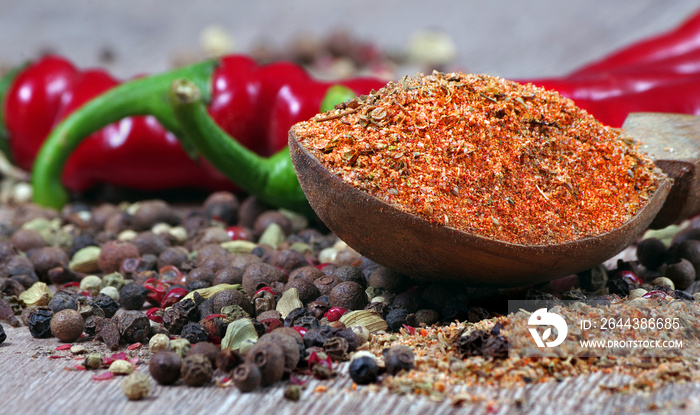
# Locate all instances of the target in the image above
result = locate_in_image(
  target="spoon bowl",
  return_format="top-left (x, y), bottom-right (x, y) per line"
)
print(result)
top-left (289, 112), bottom-right (699, 286)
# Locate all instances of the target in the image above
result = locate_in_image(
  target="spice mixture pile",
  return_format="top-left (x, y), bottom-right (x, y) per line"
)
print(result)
top-left (293, 72), bottom-right (662, 245)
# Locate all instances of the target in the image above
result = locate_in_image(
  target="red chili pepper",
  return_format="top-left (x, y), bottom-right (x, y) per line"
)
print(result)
top-left (1, 56), bottom-right (231, 193)
top-left (571, 8), bottom-right (700, 75)
top-left (616, 270), bottom-right (642, 287)
top-left (143, 277), bottom-right (169, 306)
top-left (254, 286), bottom-right (278, 297)
top-left (160, 287), bottom-right (189, 308)
top-left (145, 307), bottom-right (164, 324)
top-left (158, 265), bottom-right (186, 285)
top-left (0, 54), bottom-right (384, 211)
top-left (323, 307), bottom-right (347, 322)
top-left (291, 326), bottom-right (308, 337)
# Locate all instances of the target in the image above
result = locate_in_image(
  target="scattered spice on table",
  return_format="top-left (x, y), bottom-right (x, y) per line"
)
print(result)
top-left (293, 72), bottom-right (663, 245)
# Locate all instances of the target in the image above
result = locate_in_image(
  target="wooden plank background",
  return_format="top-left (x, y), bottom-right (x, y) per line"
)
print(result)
top-left (1, 325), bottom-right (698, 415)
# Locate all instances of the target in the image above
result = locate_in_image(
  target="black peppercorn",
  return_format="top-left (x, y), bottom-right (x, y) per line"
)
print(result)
top-left (28, 307), bottom-right (54, 338)
top-left (93, 293), bottom-right (119, 318)
top-left (334, 328), bottom-right (361, 352)
top-left (245, 342), bottom-right (285, 386)
top-left (181, 354), bottom-right (213, 386)
top-left (283, 307), bottom-right (315, 327)
top-left (672, 290), bottom-right (695, 301)
top-left (348, 355), bottom-right (379, 384)
top-left (578, 265), bottom-right (608, 292)
top-left (149, 350), bottom-right (182, 385)
top-left (391, 289), bottom-right (422, 313)
top-left (163, 308), bottom-right (190, 336)
top-left (180, 323), bottom-right (210, 345)
top-left (561, 290), bottom-right (587, 302)
top-left (323, 336), bottom-right (349, 361)
top-left (292, 315), bottom-right (321, 331)
top-left (382, 345), bottom-right (415, 375)
top-left (48, 291), bottom-right (78, 313)
top-left (117, 310), bottom-right (150, 344)
top-left (96, 318), bottom-right (121, 350)
top-left (385, 308), bottom-right (409, 332)
top-left (119, 282), bottom-right (149, 310)
top-left (232, 363), bottom-right (262, 393)
top-left (413, 309), bottom-right (440, 326)
top-left (636, 238), bottom-right (667, 270)
top-left (607, 278), bottom-right (631, 297)
top-left (303, 326), bottom-right (331, 349)
top-left (0, 324), bottom-right (6, 345)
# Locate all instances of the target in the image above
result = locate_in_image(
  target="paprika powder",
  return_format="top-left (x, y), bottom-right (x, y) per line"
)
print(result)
top-left (292, 72), bottom-right (662, 245)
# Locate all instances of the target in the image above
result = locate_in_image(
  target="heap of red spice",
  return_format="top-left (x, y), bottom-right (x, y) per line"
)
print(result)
top-left (293, 72), bottom-right (662, 245)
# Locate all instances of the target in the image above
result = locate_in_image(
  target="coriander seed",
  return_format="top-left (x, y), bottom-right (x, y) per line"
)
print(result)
top-left (122, 372), bottom-right (151, 400)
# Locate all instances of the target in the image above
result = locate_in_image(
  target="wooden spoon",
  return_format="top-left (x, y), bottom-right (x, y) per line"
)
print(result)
top-left (289, 112), bottom-right (699, 286)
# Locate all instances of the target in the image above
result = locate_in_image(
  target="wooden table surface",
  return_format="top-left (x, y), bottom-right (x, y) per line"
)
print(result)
top-left (1, 324), bottom-right (698, 415)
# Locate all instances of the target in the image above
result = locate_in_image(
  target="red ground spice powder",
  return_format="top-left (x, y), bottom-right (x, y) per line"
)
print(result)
top-left (293, 72), bottom-right (662, 245)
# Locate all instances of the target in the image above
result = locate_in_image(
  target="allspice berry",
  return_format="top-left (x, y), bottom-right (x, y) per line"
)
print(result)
top-left (330, 281), bottom-right (368, 310)
top-left (241, 263), bottom-right (287, 299)
top-left (50, 308), bottom-right (85, 342)
top-left (181, 354), bottom-right (213, 386)
top-left (245, 342), bottom-right (285, 386)
top-left (257, 332), bottom-right (301, 375)
top-left (216, 348), bottom-right (244, 373)
top-left (149, 350), bottom-right (182, 385)
top-left (98, 240), bottom-right (140, 274)
top-left (187, 341), bottom-right (220, 368)
top-left (232, 363), bottom-right (262, 393)
top-left (665, 259), bottom-right (696, 291)
top-left (122, 372), bottom-right (151, 400)
top-left (284, 278), bottom-right (320, 304)
top-left (211, 289), bottom-right (254, 315)
top-left (204, 191), bottom-right (240, 225)
top-left (314, 275), bottom-right (341, 297)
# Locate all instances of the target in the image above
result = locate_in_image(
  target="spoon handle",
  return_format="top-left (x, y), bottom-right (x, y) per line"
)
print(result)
top-left (623, 112), bottom-right (700, 228)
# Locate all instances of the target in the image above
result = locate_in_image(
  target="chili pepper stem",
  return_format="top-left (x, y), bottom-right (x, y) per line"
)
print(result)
top-left (169, 78), bottom-right (312, 215)
top-left (31, 60), bottom-right (218, 209)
